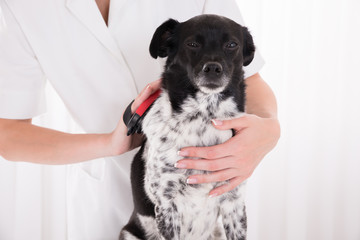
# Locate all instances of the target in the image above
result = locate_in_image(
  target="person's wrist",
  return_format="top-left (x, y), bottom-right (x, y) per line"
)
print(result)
top-left (99, 132), bottom-right (117, 157)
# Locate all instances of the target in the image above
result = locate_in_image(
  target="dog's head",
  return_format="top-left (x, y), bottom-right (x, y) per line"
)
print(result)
top-left (149, 14), bottom-right (255, 94)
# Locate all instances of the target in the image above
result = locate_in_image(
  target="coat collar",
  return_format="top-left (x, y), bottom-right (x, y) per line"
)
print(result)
top-left (66, 0), bottom-right (206, 62)
top-left (65, 0), bottom-right (125, 63)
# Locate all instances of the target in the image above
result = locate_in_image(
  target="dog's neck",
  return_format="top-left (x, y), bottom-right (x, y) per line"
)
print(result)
top-left (159, 88), bottom-right (241, 123)
top-left (162, 78), bottom-right (245, 117)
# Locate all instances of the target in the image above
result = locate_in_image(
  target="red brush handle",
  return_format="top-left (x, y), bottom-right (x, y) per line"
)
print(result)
top-left (135, 89), bottom-right (162, 116)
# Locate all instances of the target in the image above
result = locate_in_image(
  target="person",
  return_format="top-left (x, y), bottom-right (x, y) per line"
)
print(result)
top-left (0, 0), bottom-right (280, 239)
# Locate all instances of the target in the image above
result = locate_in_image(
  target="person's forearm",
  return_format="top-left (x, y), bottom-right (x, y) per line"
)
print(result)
top-left (245, 73), bottom-right (278, 119)
top-left (0, 119), bottom-right (113, 164)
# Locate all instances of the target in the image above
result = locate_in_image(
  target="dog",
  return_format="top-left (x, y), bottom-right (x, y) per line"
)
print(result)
top-left (119, 14), bottom-right (255, 240)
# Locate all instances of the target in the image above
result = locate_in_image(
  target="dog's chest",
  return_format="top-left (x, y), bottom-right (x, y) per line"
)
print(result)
top-left (141, 91), bottom-right (243, 190)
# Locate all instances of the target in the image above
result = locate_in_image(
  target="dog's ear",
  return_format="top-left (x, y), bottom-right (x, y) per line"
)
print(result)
top-left (242, 27), bottom-right (255, 66)
top-left (149, 19), bottom-right (180, 59)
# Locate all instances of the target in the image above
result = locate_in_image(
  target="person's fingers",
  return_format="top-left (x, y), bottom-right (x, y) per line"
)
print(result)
top-left (175, 157), bottom-right (236, 171)
top-left (211, 114), bottom-right (250, 132)
top-left (208, 176), bottom-right (247, 197)
top-left (186, 168), bottom-right (239, 185)
top-left (131, 79), bottom-right (162, 113)
top-left (178, 137), bottom-right (238, 160)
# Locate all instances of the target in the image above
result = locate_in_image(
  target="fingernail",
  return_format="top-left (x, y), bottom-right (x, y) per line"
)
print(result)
top-left (211, 119), bottom-right (223, 126)
top-left (186, 178), bottom-right (198, 184)
top-left (177, 150), bottom-right (188, 157)
top-left (174, 162), bottom-right (187, 168)
top-left (145, 84), bottom-right (152, 93)
top-left (209, 192), bottom-right (219, 198)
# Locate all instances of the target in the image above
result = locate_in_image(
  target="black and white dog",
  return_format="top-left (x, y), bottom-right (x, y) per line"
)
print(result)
top-left (120, 14), bottom-right (255, 240)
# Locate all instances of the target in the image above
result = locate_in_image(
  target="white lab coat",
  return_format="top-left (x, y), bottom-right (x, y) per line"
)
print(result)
top-left (0, 0), bottom-right (264, 239)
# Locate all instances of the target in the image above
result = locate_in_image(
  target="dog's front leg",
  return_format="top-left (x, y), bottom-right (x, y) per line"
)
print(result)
top-left (219, 189), bottom-right (247, 240)
top-left (154, 203), bottom-right (181, 240)
top-left (153, 179), bottom-right (183, 240)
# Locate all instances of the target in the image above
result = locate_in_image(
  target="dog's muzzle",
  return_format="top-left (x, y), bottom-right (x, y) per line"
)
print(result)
top-left (197, 62), bottom-right (228, 93)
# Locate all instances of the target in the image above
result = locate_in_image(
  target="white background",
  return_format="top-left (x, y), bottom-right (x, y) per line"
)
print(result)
top-left (1, 0), bottom-right (360, 239)
top-left (236, 0), bottom-right (360, 239)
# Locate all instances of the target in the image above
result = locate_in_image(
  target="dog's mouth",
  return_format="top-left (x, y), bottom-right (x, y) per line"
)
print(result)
top-left (202, 83), bottom-right (221, 89)
top-left (195, 76), bottom-right (229, 94)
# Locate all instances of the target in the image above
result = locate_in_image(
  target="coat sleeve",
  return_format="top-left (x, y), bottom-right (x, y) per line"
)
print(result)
top-left (0, 1), bottom-right (46, 119)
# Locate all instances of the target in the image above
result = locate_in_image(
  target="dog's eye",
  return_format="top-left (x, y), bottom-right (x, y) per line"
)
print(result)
top-left (226, 42), bottom-right (238, 48)
top-left (187, 42), bottom-right (200, 48)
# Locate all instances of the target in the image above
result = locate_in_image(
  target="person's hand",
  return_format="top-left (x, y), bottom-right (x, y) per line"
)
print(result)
top-left (109, 79), bottom-right (162, 156)
top-left (175, 114), bottom-right (280, 197)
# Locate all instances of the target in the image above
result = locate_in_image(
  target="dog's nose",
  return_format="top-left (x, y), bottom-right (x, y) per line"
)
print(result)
top-left (202, 62), bottom-right (223, 75)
